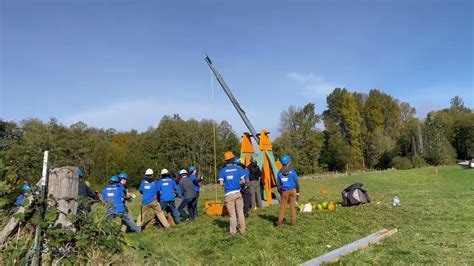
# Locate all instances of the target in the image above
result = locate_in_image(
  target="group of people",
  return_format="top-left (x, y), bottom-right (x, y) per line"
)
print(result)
top-left (97, 166), bottom-right (203, 232)
top-left (15, 151), bottom-right (300, 236)
top-left (217, 151), bottom-right (300, 235)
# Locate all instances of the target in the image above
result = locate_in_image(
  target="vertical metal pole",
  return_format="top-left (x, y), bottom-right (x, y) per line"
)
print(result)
top-left (32, 151), bottom-right (49, 266)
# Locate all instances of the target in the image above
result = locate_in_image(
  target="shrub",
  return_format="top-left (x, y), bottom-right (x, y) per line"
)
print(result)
top-left (0, 197), bottom-right (124, 265)
top-left (391, 156), bottom-right (413, 170)
top-left (412, 155), bottom-right (427, 168)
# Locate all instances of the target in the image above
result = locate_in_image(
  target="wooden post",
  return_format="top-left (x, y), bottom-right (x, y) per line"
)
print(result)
top-left (301, 229), bottom-right (398, 265)
top-left (240, 132), bottom-right (255, 166)
top-left (32, 151), bottom-right (49, 266)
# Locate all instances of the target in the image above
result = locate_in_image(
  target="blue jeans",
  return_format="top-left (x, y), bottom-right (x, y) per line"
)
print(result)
top-left (160, 200), bottom-right (181, 224)
top-left (178, 197), bottom-right (197, 219)
top-left (107, 211), bottom-right (141, 232)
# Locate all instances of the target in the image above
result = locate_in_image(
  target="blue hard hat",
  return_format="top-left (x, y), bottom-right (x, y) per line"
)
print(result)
top-left (118, 172), bottom-right (128, 179)
top-left (280, 155), bottom-right (291, 165)
top-left (188, 166), bottom-right (197, 173)
top-left (110, 175), bottom-right (120, 183)
top-left (250, 154), bottom-right (257, 162)
top-left (77, 168), bottom-right (84, 177)
top-left (21, 184), bottom-right (30, 191)
top-left (233, 157), bottom-right (242, 165)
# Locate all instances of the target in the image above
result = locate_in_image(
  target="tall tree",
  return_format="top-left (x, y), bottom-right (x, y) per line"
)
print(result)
top-left (274, 103), bottom-right (323, 174)
top-left (423, 112), bottom-right (456, 165)
top-left (322, 88), bottom-right (363, 170)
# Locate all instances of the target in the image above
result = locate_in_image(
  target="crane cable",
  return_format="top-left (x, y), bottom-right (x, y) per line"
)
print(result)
top-left (211, 70), bottom-right (218, 202)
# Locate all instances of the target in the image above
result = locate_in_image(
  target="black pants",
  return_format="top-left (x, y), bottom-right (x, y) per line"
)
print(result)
top-left (243, 190), bottom-right (251, 217)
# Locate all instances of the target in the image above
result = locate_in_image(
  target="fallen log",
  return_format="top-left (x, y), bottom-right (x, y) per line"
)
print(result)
top-left (301, 228), bottom-right (398, 266)
top-left (0, 194), bottom-right (35, 246)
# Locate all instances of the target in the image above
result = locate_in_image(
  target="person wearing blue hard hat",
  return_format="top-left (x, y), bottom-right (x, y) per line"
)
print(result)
top-left (276, 155), bottom-right (300, 227)
top-left (219, 151), bottom-right (246, 236)
top-left (177, 169), bottom-right (198, 220)
top-left (188, 166), bottom-right (202, 217)
top-left (16, 184), bottom-right (30, 207)
top-left (137, 168), bottom-right (170, 229)
top-left (118, 172), bottom-right (132, 205)
top-left (101, 175), bottom-right (141, 232)
top-left (77, 168), bottom-right (98, 214)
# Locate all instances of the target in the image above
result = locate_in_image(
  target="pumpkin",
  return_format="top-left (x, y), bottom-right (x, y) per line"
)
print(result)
top-left (327, 201), bottom-right (335, 212)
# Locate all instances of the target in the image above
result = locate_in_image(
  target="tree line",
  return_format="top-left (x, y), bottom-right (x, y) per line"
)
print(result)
top-left (274, 90), bottom-right (473, 174)
top-left (0, 115), bottom-right (239, 188)
top-left (0, 89), bottom-right (472, 190)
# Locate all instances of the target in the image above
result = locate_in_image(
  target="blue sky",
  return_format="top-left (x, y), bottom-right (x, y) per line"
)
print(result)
top-left (1, 0), bottom-right (472, 136)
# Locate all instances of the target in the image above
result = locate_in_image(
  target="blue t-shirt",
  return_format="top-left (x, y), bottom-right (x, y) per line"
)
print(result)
top-left (139, 179), bottom-right (158, 205)
top-left (117, 183), bottom-right (127, 200)
top-left (16, 194), bottom-right (25, 206)
top-left (277, 169), bottom-right (299, 191)
top-left (156, 177), bottom-right (180, 201)
top-left (190, 174), bottom-right (200, 192)
top-left (219, 165), bottom-right (245, 196)
top-left (101, 184), bottom-right (126, 214)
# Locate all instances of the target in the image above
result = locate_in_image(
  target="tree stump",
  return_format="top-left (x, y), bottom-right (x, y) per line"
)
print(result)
top-left (48, 166), bottom-right (79, 229)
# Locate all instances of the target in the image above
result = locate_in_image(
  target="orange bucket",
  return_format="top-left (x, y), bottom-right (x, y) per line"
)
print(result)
top-left (205, 200), bottom-right (228, 216)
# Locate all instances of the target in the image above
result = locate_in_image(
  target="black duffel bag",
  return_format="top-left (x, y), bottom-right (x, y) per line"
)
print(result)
top-left (341, 183), bottom-right (371, 206)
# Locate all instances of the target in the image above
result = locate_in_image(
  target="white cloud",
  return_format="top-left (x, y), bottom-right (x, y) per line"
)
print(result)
top-left (287, 72), bottom-right (343, 98)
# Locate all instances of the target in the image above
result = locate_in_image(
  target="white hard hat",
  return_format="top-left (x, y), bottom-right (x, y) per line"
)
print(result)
top-left (179, 169), bottom-right (188, 175)
top-left (161, 169), bottom-right (169, 175)
top-left (145, 168), bottom-right (154, 175)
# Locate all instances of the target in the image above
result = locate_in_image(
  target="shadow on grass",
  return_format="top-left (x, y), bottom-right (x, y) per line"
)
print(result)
top-left (258, 214), bottom-right (278, 225)
top-left (213, 219), bottom-right (228, 229)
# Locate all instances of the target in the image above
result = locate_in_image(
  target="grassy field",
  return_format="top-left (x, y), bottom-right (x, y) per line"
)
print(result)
top-left (111, 166), bottom-right (473, 265)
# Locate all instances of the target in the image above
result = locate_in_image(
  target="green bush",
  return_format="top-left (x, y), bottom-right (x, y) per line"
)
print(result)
top-left (412, 155), bottom-right (427, 168)
top-left (0, 197), bottom-right (124, 265)
top-left (391, 156), bottom-right (414, 170)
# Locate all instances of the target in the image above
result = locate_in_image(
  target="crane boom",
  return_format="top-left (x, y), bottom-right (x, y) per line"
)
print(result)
top-left (205, 55), bottom-right (260, 144)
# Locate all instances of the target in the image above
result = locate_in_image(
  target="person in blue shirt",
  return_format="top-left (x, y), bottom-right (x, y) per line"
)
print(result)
top-left (16, 184), bottom-right (30, 207)
top-left (118, 172), bottom-right (132, 211)
top-left (188, 166), bottom-right (202, 217)
top-left (156, 168), bottom-right (181, 225)
top-left (137, 168), bottom-right (170, 229)
top-left (234, 158), bottom-right (251, 218)
top-left (101, 176), bottom-right (141, 232)
top-left (219, 151), bottom-right (246, 235)
top-left (276, 155), bottom-right (300, 227)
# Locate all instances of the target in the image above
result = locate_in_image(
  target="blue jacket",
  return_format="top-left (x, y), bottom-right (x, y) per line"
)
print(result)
top-left (190, 174), bottom-right (200, 192)
top-left (16, 194), bottom-right (25, 206)
top-left (139, 179), bottom-right (158, 205)
top-left (277, 168), bottom-right (299, 191)
top-left (101, 184), bottom-right (126, 214)
top-left (219, 165), bottom-right (245, 196)
top-left (156, 177), bottom-right (181, 201)
top-left (117, 183), bottom-right (127, 195)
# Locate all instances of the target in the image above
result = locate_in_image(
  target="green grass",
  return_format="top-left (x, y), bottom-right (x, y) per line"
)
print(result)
top-left (111, 166), bottom-right (474, 265)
